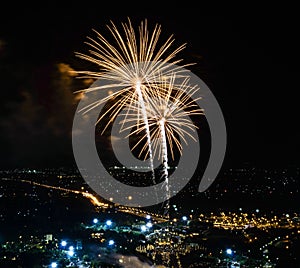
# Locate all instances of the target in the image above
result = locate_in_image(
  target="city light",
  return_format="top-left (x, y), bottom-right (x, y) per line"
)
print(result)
top-left (93, 218), bottom-right (98, 224)
top-left (67, 245), bottom-right (75, 257)
top-left (67, 250), bottom-right (74, 257)
top-left (106, 220), bottom-right (112, 226)
top-left (226, 248), bottom-right (233, 255)
top-left (146, 222), bottom-right (153, 228)
top-left (2, 156), bottom-right (299, 268)
top-left (51, 262), bottom-right (58, 268)
top-left (60, 240), bottom-right (67, 247)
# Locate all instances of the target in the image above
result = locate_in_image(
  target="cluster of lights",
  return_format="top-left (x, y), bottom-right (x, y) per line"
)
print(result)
top-left (93, 218), bottom-right (113, 226)
top-left (68, 246), bottom-right (75, 257)
top-left (117, 206), bottom-right (168, 221)
top-left (202, 211), bottom-right (299, 230)
top-left (60, 240), bottom-right (75, 257)
top-left (146, 222), bottom-right (153, 228)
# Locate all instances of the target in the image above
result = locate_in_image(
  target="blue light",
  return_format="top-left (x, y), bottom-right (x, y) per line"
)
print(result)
top-left (182, 216), bottom-right (188, 221)
top-left (106, 220), bottom-right (112, 226)
top-left (146, 215), bottom-right (151, 220)
top-left (108, 239), bottom-right (115, 246)
top-left (146, 222), bottom-right (153, 228)
top-left (93, 218), bottom-right (98, 224)
top-left (226, 248), bottom-right (233, 255)
top-left (67, 245), bottom-right (75, 257)
top-left (51, 262), bottom-right (58, 268)
top-left (141, 225), bottom-right (147, 232)
top-left (67, 250), bottom-right (74, 257)
top-left (61, 240), bottom-right (67, 247)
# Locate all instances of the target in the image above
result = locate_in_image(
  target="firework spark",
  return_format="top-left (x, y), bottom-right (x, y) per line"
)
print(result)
top-left (122, 75), bottom-right (203, 161)
top-left (75, 17), bottom-right (192, 186)
top-left (121, 74), bottom-right (203, 215)
top-left (74, 17), bottom-right (192, 128)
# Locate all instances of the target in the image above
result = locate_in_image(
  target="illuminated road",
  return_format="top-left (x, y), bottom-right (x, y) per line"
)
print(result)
top-left (1, 178), bottom-right (168, 222)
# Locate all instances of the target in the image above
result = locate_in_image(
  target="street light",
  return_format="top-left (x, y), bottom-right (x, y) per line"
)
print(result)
top-left (226, 248), bottom-right (233, 255)
top-left (108, 239), bottom-right (115, 246)
top-left (146, 222), bottom-right (153, 228)
top-left (93, 218), bottom-right (98, 224)
top-left (141, 225), bottom-right (147, 232)
top-left (50, 262), bottom-right (58, 268)
top-left (106, 220), bottom-right (112, 226)
top-left (182, 216), bottom-right (188, 221)
top-left (67, 250), bottom-right (74, 257)
top-left (67, 246), bottom-right (75, 257)
top-left (60, 240), bottom-right (67, 247)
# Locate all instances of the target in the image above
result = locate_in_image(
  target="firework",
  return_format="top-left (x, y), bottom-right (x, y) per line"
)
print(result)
top-left (120, 74), bottom-right (203, 215)
top-left (122, 75), bottom-right (203, 160)
top-left (75, 17), bottom-right (192, 185)
top-left (74, 17), bottom-right (192, 128)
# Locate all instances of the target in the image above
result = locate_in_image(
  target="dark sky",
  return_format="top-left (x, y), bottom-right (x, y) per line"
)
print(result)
top-left (0, 7), bottom-right (299, 169)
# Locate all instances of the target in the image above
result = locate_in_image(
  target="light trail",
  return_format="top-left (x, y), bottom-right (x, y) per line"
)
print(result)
top-left (1, 178), bottom-right (168, 222)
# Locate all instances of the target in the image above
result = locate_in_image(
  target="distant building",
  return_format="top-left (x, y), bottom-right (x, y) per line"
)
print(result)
top-left (45, 234), bottom-right (53, 243)
top-left (76, 240), bottom-right (82, 250)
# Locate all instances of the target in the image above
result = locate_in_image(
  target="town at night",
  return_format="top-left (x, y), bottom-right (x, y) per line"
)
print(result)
top-left (0, 164), bottom-right (299, 267)
top-left (1, 7), bottom-right (299, 268)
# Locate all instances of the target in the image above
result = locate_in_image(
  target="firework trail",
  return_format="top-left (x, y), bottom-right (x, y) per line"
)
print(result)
top-left (74, 17), bottom-right (192, 186)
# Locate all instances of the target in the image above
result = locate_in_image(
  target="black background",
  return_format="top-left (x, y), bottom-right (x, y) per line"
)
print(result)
top-left (0, 6), bottom-right (299, 169)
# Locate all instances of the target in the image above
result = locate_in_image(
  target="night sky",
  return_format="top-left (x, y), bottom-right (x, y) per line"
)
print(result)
top-left (0, 7), bottom-right (299, 169)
